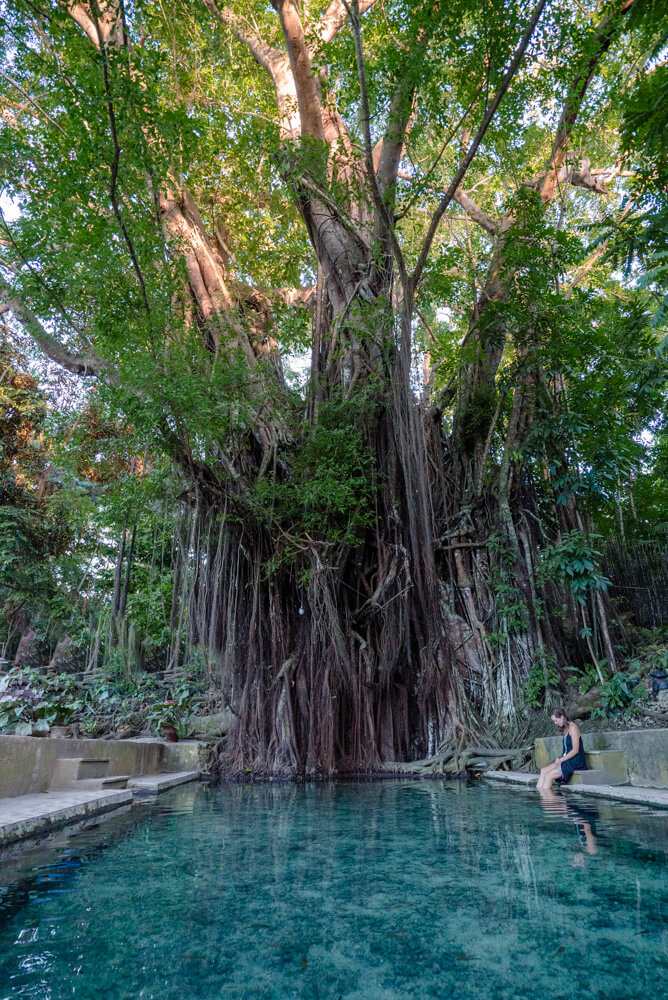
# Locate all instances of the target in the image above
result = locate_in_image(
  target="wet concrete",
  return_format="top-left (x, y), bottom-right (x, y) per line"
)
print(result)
top-left (0, 771), bottom-right (200, 849)
top-left (0, 788), bottom-right (133, 849)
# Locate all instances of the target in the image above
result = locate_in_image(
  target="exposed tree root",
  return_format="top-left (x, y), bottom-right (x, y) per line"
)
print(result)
top-left (384, 745), bottom-right (533, 777)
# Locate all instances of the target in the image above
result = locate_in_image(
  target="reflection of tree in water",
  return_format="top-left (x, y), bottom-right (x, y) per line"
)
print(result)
top-left (384, 782), bottom-right (595, 919)
top-left (1, 781), bottom-right (666, 1000)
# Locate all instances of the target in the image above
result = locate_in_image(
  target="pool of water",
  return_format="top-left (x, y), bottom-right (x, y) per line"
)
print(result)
top-left (0, 780), bottom-right (666, 999)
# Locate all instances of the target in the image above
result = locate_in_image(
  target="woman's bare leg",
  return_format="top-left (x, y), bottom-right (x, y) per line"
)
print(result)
top-left (537, 764), bottom-right (553, 790)
top-left (582, 822), bottom-right (597, 855)
top-left (541, 763), bottom-right (563, 791)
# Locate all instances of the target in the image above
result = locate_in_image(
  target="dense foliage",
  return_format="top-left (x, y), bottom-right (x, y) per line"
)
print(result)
top-left (0, 0), bottom-right (666, 771)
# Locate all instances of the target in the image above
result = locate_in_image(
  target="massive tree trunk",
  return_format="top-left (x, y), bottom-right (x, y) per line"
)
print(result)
top-left (185, 2), bottom-right (447, 772)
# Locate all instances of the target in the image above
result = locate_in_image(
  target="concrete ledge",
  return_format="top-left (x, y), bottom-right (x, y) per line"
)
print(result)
top-left (483, 769), bottom-right (668, 809)
top-left (0, 735), bottom-right (165, 797)
top-left (0, 788), bottom-right (132, 848)
top-left (155, 740), bottom-right (206, 773)
top-left (534, 728), bottom-right (668, 788)
top-left (0, 771), bottom-right (202, 850)
top-left (127, 771), bottom-right (200, 796)
top-left (564, 782), bottom-right (668, 810)
top-left (483, 770), bottom-right (537, 786)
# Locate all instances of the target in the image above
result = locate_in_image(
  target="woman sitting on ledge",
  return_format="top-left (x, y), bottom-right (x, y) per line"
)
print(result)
top-left (536, 707), bottom-right (588, 791)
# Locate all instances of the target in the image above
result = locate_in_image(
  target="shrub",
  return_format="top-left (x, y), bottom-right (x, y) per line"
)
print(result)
top-left (593, 673), bottom-right (639, 718)
top-left (524, 652), bottom-right (560, 708)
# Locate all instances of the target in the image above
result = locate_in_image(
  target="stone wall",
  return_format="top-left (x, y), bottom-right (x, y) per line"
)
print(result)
top-left (534, 728), bottom-right (668, 788)
top-left (0, 736), bottom-right (166, 797)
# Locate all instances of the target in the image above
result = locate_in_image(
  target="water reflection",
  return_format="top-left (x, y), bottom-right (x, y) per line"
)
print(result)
top-left (538, 788), bottom-right (598, 864)
top-left (0, 781), bottom-right (665, 1000)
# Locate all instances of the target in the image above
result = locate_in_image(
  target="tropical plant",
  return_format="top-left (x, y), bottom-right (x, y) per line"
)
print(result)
top-left (565, 661), bottom-right (608, 695)
top-left (147, 683), bottom-right (201, 739)
top-left (594, 672), bottom-right (640, 717)
top-left (524, 652), bottom-right (560, 709)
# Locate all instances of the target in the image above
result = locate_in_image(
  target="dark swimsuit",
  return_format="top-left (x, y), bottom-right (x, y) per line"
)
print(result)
top-left (558, 731), bottom-right (587, 783)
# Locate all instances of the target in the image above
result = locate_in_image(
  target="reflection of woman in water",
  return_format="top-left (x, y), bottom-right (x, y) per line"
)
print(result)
top-left (538, 788), bottom-right (598, 862)
top-left (567, 802), bottom-right (598, 858)
top-left (536, 707), bottom-right (587, 791)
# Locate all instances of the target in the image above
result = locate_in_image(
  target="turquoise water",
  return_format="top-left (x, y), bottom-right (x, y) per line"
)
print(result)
top-left (0, 780), bottom-right (666, 999)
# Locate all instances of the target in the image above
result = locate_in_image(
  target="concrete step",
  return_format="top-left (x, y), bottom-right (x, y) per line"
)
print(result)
top-left (49, 758), bottom-right (110, 790)
top-left (584, 749), bottom-right (628, 781)
top-left (570, 768), bottom-right (627, 787)
top-left (77, 758), bottom-right (110, 779)
top-left (484, 770), bottom-right (537, 786)
top-left (77, 775), bottom-right (131, 790)
top-left (128, 771), bottom-right (200, 796)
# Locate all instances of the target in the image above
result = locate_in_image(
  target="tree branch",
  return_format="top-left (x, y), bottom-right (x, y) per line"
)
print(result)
top-left (271, 0), bottom-right (325, 140)
top-left (343, 0), bottom-right (408, 288)
top-left (0, 277), bottom-right (105, 376)
top-left (570, 164), bottom-right (611, 194)
top-left (539, 0), bottom-right (636, 202)
top-left (201, 0), bottom-right (281, 77)
top-left (68, 1), bottom-right (124, 48)
top-left (317, 0), bottom-right (376, 46)
top-left (452, 189), bottom-right (499, 236)
top-left (526, 160), bottom-right (613, 196)
top-left (67, 2), bottom-right (106, 46)
top-left (269, 285), bottom-right (316, 308)
top-left (202, 1), bottom-right (300, 136)
top-left (411, 0), bottom-right (548, 288)
top-left (397, 171), bottom-right (499, 235)
top-left (0, 70), bottom-right (67, 135)
top-left (376, 76), bottom-right (415, 202)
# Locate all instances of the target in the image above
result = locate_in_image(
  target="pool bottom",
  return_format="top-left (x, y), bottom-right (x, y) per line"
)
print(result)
top-left (0, 780), bottom-right (666, 1000)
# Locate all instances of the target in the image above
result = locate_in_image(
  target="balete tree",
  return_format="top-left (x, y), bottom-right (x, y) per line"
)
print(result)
top-left (1, 0), bottom-right (666, 772)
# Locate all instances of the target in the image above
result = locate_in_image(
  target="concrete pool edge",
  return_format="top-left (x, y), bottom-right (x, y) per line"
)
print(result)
top-left (0, 771), bottom-right (202, 850)
top-left (483, 770), bottom-right (668, 809)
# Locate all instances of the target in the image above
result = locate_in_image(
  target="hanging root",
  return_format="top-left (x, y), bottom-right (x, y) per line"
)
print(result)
top-left (166, 360), bottom-right (621, 779)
